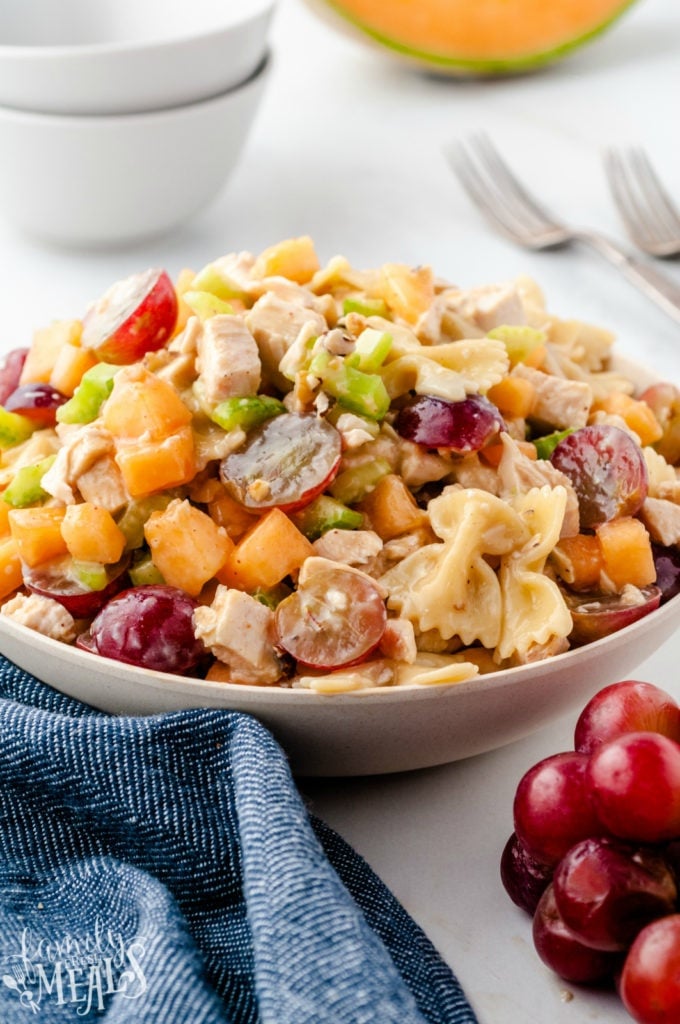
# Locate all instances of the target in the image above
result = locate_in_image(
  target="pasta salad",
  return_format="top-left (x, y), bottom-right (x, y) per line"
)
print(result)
top-left (0, 236), bottom-right (679, 694)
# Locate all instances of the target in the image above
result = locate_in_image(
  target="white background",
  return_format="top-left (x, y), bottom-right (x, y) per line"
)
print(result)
top-left (2, 0), bottom-right (680, 1020)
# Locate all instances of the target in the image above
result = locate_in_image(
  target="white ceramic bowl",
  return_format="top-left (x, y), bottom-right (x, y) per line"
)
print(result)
top-left (0, 0), bottom-right (275, 115)
top-left (0, 54), bottom-right (270, 248)
top-left (0, 590), bottom-right (678, 777)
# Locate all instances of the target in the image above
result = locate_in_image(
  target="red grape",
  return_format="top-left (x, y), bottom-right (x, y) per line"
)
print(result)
top-left (81, 268), bottom-right (178, 364)
top-left (500, 832), bottom-right (553, 915)
top-left (652, 544), bottom-right (680, 604)
top-left (4, 382), bottom-right (68, 426)
top-left (83, 584), bottom-right (205, 673)
top-left (620, 914), bottom-right (680, 1024)
top-left (552, 837), bottom-right (677, 951)
top-left (23, 554), bottom-right (130, 617)
top-left (564, 585), bottom-right (661, 646)
top-left (0, 347), bottom-right (28, 405)
top-left (275, 565), bottom-right (386, 669)
top-left (550, 424), bottom-right (648, 529)
top-left (575, 680), bottom-right (680, 754)
top-left (394, 393), bottom-right (504, 453)
top-left (532, 884), bottom-right (622, 985)
top-left (586, 732), bottom-right (680, 844)
top-left (513, 751), bottom-right (606, 868)
top-left (220, 413), bottom-right (342, 513)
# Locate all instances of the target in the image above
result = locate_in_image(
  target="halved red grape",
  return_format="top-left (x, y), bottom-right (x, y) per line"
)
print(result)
top-left (394, 393), bottom-right (504, 453)
top-left (275, 565), bottom-right (386, 669)
top-left (652, 543), bottom-right (680, 604)
top-left (81, 268), bottom-right (178, 364)
top-left (550, 424), bottom-right (648, 529)
top-left (563, 585), bottom-right (662, 646)
top-left (552, 837), bottom-right (677, 952)
top-left (23, 554), bottom-right (130, 617)
top-left (0, 347), bottom-right (28, 405)
top-left (220, 413), bottom-right (342, 513)
top-left (4, 382), bottom-right (68, 426)
top-left (82, 584), bottom-right (205, 674)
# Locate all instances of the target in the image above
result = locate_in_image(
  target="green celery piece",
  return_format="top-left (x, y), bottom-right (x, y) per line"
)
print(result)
top-left (182, 290), bottom-right (234, 322)
top-left (325, 404), bottom-right (380, 437)
top-left (0, 407), bottom-right (35, 450)
top-left (329, 458), bottom-right (392, 505)
top-left (342, 295), bottom-right (389, 318)
top-left (57, 362), bottom-right (120, 425)
top-left (290, 494), bottom-right (364, 540)
top-left (253, 582), bottom-right (292, 610)
top-left (310, 351), bottom-right (390, 421)
top-left (191, 263), bottom-right (248, 302)
top-left (2, 455), bottom-right (56, 507)
top-left (534, 428), bottom-right (575, 459)
top-left (487, 325), bottom-right (545, 365)
top-left (116, 494), bottom-right (176, 550)
top-left (210, 395), bottom-right (285, 432)
top-left (349, 328), bottom-right (393, 373)
top-left (71, 561), bottom-right (109, 592)
top-left (129, 551), bottom-right (165, 587)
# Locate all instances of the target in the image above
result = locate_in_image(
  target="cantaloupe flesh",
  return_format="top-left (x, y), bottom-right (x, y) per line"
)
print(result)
top-left (320, 0), bottom-right (637, 71)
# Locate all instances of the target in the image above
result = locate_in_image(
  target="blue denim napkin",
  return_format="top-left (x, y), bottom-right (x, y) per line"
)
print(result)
top-left (0, 654), bottom-right (478, 1024)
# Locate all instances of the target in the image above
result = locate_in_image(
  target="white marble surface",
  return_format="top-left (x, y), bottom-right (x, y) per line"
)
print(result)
top-left (2, 0), bottom-right (680, 1019)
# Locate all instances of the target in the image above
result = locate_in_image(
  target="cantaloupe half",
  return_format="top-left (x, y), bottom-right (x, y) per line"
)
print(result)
top-left (308, 0), bottom-right (638, 75)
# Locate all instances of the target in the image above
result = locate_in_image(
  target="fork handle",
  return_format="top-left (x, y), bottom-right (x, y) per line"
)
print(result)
top-left (577, 231), bottom-right (680, 324)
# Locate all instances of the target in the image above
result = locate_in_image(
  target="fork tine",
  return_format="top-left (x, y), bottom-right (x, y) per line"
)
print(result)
top-left (447, 135), bottom-right (560, 243)
top-left (628, 147), bottom-right (680, 236)
top-left (605, 146), bottom-right (680, 257)
top-left (605, 149), bottom-right (653, 245)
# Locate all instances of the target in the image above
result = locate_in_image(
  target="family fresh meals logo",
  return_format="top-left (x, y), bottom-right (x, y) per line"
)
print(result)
top-left (1, 916), bottom-right (147, 1015)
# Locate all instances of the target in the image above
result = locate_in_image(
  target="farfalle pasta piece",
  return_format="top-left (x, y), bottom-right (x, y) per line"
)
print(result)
top-left (381, 337), bottom-right (509, 402)
top-left (496, 485), bottom-right (573, 662)
top-left (380, 487), bottom-right (530, 648)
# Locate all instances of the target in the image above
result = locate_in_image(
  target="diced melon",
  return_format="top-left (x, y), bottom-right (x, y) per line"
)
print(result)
top-left (252, 236), bottom-right (320, 284)
top-left (8, 506), bottom-right (67, 567)
top-left (358, 473), bottom-right (425, 540)
top-left (49, 343), bottom-right (98, 398)
top-left (596, 517), bottom-right (656, 590)
top-left (102, 365), bottom-right (192, 441)
top-left (379, 263), bottom-right (434, 324)
top-left (115, 426), bottom-right (195, 497)
top-left (144, 498), bottom-right (233, 596)
top-left (60, 503), bottom-right (126, 564)
top-left (219, 508), bottom-right (314, 591)
top-left (0, 536), bottom-right (23, 599)
top-left (20, 320), bottom-right (82, 385)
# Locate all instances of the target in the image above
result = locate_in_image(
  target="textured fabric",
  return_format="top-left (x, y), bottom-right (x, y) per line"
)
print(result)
top-left (0, 654), bottom-right (478, 1024)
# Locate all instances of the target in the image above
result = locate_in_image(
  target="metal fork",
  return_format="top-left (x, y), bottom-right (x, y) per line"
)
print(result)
top-left (445, 135), bottom-right (680, 325)
top-left (605, 146), bottom-right (680, 258)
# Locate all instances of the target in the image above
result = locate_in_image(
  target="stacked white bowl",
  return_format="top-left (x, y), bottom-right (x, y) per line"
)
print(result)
top-left (0, 0), bottom-right (275, 246)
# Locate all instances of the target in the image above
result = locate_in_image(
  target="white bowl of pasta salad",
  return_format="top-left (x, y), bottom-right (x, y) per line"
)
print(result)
top-left (0, 236), bottom-right (678, 775)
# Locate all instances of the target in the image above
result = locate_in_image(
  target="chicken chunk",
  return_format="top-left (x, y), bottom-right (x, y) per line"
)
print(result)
top-left (512, 363), bottom-right (593, 430)
top-left (1, 592), bottom-right (77, 644)
top-left (639, 497), bottom-right (680, 547)
top-left (195, 314), bottom-right (261, 408)
top-left (40, 424), bottom-right (115, 505)
top-left (192, 587), bottom-right (282, 685)
top-left (312, 529), bottom-right (383, 566)
top-left (246, 292), bottom-right (328, 390)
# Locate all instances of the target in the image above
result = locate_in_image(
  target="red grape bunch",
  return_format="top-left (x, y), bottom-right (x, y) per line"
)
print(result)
top-left (501, 679), bottom-right (680, 1024)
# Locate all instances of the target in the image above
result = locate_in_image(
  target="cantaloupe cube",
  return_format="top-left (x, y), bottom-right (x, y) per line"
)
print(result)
top-left (551, 533), bottom-right (604, 590)
top-left (252, 236), bottom-right (320, 284)
top-left (103, 365), bottom-right (192, 440)
top-left (487, 376), bottom-right (535, 418)
top-left (144, 498), bottom-right (233, 596)
top-left (379, 263), bottom-right (434, 324)
top-left (20, 320), bottom-right (82, 385)
top-left (597, 517), bottom-right (656, 590)
top-left (592, 392), bottom-right (663, 447)
top-left (207, 488), bottom-right (260, 540)
top-left (60, 502), bottom-right (126, 563)
top-left (358, 473), bottom-right (426, 540)
top-left (8, 506), bottom-right (67, 567)
top-left (115, 426), bottom-right (195, 497)
top-left (0, 536), bottom-right (23, 599)
top-left (219, 508), bottom-right (314, 591)
top-left (49, 343), bottom-right (98, 397)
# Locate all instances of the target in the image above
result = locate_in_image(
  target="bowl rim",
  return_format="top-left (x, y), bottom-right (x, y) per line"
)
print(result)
top-left (0, 0), bottom-right (276, 61)
top-left (0, 51), bottom-right (272, 124)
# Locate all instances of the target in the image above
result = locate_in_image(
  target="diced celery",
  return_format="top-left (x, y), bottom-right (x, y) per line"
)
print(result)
top-left (253, 582), bottom-right (292, 609)
top-left (71, 561), bottom-right (109, 591)
top-left (342, 295), bottom-right (389, 318)
top-left (57, 362), bottom-right (121, 425)
top-left (310, 351), bottom-right (390, 421)
top-left (2, 455), bottom-right (56, 507)
top-left (182, 290), bottom-right (234, 322)
top-left (329, 459), bottom-right (392, 505)
top-left (534, 428), bottom-right (575, 460)
top-left (129, 551), bottom-right (165, 587)
top-left (290, 495), bottom-right (364, 540)
top-left (348, 328), bottom-right (393, 374)
top-left (116, 494), bottom-right (176, 550)
top-left (210, 395), bottom-right (285, 433)
top-left (487, 325), bottom-right (546, 365)
top-left (325, 404), bottom-right (381, 437)
top-left (0, 407), bottom-right (35, 449)
top-left (191, 263), bottom-right (248, 302)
